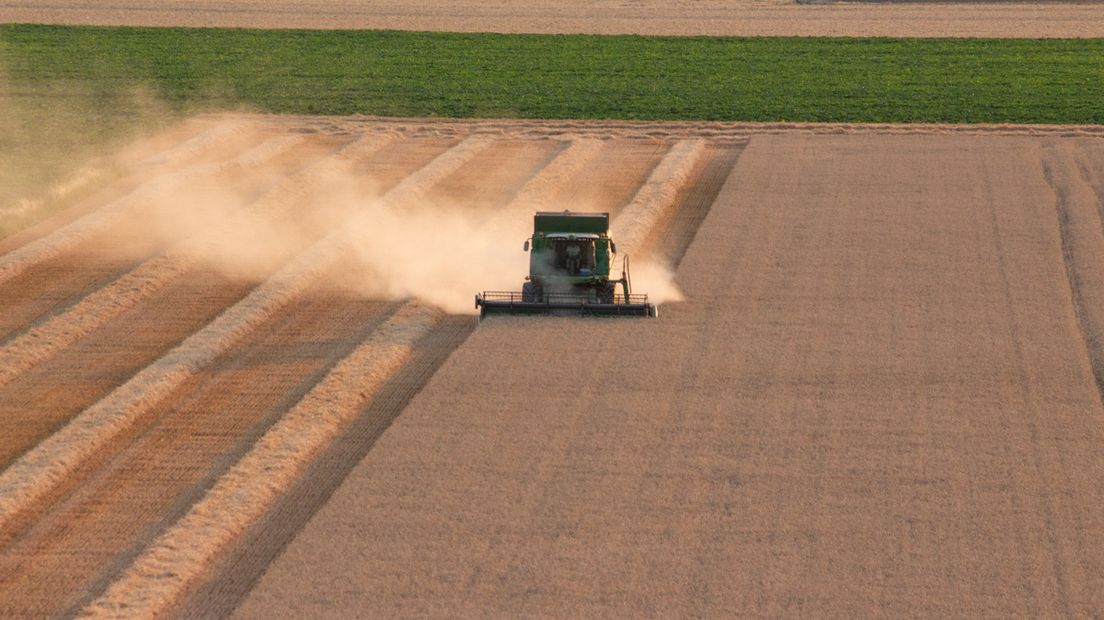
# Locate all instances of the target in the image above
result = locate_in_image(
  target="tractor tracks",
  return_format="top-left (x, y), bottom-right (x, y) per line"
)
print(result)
top-left (1042, 141), bottom-right (1104, 412)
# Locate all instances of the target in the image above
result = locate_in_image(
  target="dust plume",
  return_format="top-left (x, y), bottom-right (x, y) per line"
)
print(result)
top-left (78, 149), bottom-right (682, 315)
top-left (4, 110), bottom-right (684, 316)
top-left (0, 56), bottom-right (178, 237)
top-left (337, 198), bottom-right (685, 312)
top-left (339, 201), bottom-right (530, 313)
top-left (629, 259), bottom-right (685, 304)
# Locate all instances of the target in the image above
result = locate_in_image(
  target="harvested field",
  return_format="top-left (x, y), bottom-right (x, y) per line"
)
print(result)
top-left (234, 128), bottom-right (1104, 617)
top-left (3, 116), bottom-right (1104, 617)
top-left (0, 116), bottom-right (743, 616)
top-left (1, 0), bottom-right (1102, 37)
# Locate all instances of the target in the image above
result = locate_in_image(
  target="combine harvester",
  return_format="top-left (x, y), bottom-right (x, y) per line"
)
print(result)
top-left (476, 211), bottom-right (658, 319)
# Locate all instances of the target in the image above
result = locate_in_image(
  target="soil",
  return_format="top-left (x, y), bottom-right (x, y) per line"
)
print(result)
top-left (2, 0), bottom-right (1102, 37)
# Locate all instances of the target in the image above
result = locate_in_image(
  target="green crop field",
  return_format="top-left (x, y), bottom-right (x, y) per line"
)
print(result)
top-left (2, 24), bottom-right (1102, 124)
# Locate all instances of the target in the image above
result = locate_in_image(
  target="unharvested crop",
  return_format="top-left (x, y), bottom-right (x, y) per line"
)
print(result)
top-left (234, 129), bottom-right (1104, 619)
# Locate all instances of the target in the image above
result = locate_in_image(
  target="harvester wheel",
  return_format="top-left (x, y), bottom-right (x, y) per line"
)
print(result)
top-left (598, 282), bottom-right (615, 304)
top-left (522, 281), bottom-right (540, 302)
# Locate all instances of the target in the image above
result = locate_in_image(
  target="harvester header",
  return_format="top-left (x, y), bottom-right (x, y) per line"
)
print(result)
top-left (533, 211), bottom-right (608, 235)
top-left (475, 210), bottom-right (658, 319)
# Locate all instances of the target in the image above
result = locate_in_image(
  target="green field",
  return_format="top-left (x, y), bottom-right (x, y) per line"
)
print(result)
top-left (2, 24), bottom-right (1103, 124)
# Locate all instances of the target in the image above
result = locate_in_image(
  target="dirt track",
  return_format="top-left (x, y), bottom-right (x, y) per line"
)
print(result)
top-left (2, 117), bottom-right (1104, 616)
top-left (2, 0), bottom-right (1103, 37)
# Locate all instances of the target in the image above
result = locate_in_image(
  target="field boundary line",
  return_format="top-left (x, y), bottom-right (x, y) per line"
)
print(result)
top-left (0, 133), bottom-right (397, 388)
top-left (0, 132), bottom-right (303, 287)
top-left (611, 139), bottom-right (706, 255)
top-left (79, 135), bottom-right (599, 615)
top-left (256, 114), bottom-right (1104, 140)
top-left (1042, 143), bottom-right (1104, 411)
top-left (0, 135), bottom-right (490, 535)
top-left (80, 302), bottom-right (443, 618)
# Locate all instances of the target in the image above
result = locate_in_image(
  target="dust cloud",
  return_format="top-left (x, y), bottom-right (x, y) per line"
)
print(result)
top-left (340, 201), bottom-right (684, 312)
top-left (97, 152), bottom-right (530, 314)
top-left (0, 57), bottom-right (178, 236)
top-left (341, 202), bottom-right (530, 313)
top-left (126, 165), bottom-right (680, 315)
top-left (6, 101), bottom-right (684, 315)
top-left (630, 260), bottom-right (685, 304)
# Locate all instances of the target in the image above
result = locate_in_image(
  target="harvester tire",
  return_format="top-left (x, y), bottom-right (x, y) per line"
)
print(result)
top-left (522, 281), bottom-right (540, 303)
top-left (598, 282), bottom-right (615, 304)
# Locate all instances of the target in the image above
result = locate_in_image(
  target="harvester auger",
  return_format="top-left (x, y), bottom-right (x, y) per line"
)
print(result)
top-left (475, 211), bottom-right (658, 319)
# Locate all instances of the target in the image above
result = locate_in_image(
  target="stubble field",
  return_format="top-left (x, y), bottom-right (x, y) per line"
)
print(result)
top-left (1, 115), bottom-right (1103, 616)
top-left (233, 125), bottom-right (1104, 618)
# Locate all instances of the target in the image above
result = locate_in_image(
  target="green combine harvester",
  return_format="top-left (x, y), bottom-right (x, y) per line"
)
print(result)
top-left (475, 211), bottom-right (658, 319)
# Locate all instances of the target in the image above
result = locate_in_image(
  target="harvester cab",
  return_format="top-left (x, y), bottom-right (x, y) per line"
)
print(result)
top-left (475, 211), bottom-right (658, 319)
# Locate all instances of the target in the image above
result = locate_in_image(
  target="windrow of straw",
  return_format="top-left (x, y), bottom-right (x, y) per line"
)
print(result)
top-left (0, 133), bottom-right (398, 387)
top-left (82, 135), bottom-right (601, 616)
top-left (611, 139), bottom-right (705, 256)
top-left (81, 302), bottom-right (443, 619)
top-left (0, 135), bottom-right (491, 533)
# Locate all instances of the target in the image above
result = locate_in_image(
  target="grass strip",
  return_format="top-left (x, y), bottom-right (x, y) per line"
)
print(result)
top-left (2, 24), bottom-right (1103, 124)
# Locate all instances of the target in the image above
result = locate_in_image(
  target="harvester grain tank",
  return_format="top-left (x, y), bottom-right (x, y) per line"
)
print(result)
top-left (475, 211), bottom-right (658, 319)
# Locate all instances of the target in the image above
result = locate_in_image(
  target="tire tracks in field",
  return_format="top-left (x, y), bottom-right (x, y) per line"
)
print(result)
top-left (1038, 144), bottom-right (1104, 614)
top-left (83, 136), bottom-right (613, 617)
top-left (995, 147), bottom-right (1077, 616)
top-left (0, 130), bottom-right (301, 288)
top-left (0, 135), bottom-right (491, 539)
top-left (1041, 143), bottom-right (1104, 412)
top-left (0, 133), bottom-right (396, 389)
